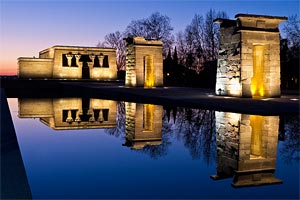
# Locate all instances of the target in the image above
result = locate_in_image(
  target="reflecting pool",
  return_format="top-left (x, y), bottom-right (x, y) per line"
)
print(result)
top-left (4, 98), bottom-right (300, 199)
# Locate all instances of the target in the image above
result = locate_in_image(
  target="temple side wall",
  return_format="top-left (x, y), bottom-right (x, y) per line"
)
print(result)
top-left (18, 98), bottom-right (53, 118)
top-left (215, 21), bottom-right (241, 96)
top-left (215, 111), bottom-right (240, 178)
top-left (125, 44), bottom-right (136, 86)
top-left (18, 58), bottom-right (53, 79)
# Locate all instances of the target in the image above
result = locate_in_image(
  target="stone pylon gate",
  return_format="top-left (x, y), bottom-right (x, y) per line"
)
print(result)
top-left (125, 37), bottom-right (163, 87)
top-left (214, 14), bottom-right (287, 98)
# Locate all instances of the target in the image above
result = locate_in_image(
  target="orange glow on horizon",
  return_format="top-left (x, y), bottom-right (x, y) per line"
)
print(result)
top-left (0, 63), bottom-right (17, 75)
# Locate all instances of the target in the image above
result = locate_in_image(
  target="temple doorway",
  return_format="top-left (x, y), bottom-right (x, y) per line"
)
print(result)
top-left (251, 45), bottom-right (265, 97)
top-left (80, 55), bottom-right (92, 79)
top-left (144, 55), bottom-right (155, 87)
top-left (82, 62), bottom-right (90, 79)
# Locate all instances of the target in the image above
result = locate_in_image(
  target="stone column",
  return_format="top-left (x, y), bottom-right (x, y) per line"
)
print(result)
top-left (66, 54), bottom-right (73, 67)
top-left (75, 54), bottom-right (82, 79)
top-left (98, 109), bottom-right (104, 122)
top-left (99, 54), bottom-right (104, 67)
top-left (89, 54), bottom-right (95, 68)
top-left (75, 110), bottom-right (81, 123)
top-left (89, 110), bottom-right (95, 122)
top-left (66, 110), bottom-right (73, 123)
top-left (75, 55), bottom-right (81, 67)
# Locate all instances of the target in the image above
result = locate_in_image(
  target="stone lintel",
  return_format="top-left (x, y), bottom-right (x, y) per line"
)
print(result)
top-left (17, 57), bottom-right (53, 62)
top-left (124, 36), bottom-right (163, 46)
top-left (39, 45), bottom-right (116, 55)
top-left (214, 18), bottom-right (236, 27)
top-left (235, 13), bottom-right (288, 21)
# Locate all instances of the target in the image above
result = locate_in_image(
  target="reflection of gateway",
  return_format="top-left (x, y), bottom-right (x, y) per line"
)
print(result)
top-left (124, 102), bottom-right (163, 149)
top-left (211, 112), bottom-right (282, 187)
top-left (18, 98), bottom-right (116, 130)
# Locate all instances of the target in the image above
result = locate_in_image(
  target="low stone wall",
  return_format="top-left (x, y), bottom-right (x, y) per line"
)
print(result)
top-left (18, 58), bottom-right (53, 79)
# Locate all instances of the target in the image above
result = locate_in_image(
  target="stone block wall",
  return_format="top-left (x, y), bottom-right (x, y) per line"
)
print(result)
top-left (18, 58), bottom-right (53, 78)
top-left (213, 111), bottom-right (282, 187)
top-left (18, 46), bottom-right (117, 80)
top-left (49, 46), bottom-right (117, 80)
top-left (125, 44), bottom-right (136, 86)
top-left (215, 20), bottom-right (241, 96)
top-left (18, 98), bottom-right (53, 118)
top-left (125, 37), bottom-right (163, 87)
top-left (214, 111), bottom-right (241, 178)
top-left (125, 102), bottom-right (163, 149)
top-left (215, 14), bottom-right (287, 98)
top-left (18, 98), bottom-right (117, 130)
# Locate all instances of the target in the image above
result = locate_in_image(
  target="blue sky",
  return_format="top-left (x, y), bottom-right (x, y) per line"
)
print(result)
top-left (0, 0), bottom-right (299, 74)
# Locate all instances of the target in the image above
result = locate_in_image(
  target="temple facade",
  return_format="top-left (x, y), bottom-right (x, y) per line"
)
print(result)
top-left (18, 98), bottom-right (117, 130)
top-left (214, 14), bottom-right (287, 98)
top-left (18, 46), bottom-right (117, 80)
top-left (125, 37), bottom-right (163, 87)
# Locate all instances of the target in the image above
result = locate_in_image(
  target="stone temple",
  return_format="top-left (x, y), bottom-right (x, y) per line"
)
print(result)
top-left (214, 14), bottom-right (287, 98)
top-left (18, 46), bottom-right (117, 80)
top-left (125, 37), bottom-right (163, 87)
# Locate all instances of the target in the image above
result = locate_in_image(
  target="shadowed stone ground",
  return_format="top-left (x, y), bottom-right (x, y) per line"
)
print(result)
top-left (1, 79), bottom-right (299, 115)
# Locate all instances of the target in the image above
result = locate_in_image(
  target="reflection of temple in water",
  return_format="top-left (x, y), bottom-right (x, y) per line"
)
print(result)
top-left (211, 112), bottom-right (282, 187)
top-left (18, 98), bottom-right (116, 130)
top-left (124, 102), bottom-right (163, 149)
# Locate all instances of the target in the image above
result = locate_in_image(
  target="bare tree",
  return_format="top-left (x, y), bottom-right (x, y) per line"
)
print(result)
top-left (97, 31), bottom-right (126, 71)
top-left (279, 115), bottom-right (300, 164)
top-left (175, 9), bottom-right (228, 73)
top-left (283, 15), bottom-right (300, 48)
top-left (125, 12), bottom-right (174, 56)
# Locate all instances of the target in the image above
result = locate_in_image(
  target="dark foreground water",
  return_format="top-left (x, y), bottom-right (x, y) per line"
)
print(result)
top-left (6, 98), bottom-right (300, 199)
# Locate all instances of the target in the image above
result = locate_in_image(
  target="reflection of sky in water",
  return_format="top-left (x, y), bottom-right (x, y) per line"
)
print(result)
top-left (7, 98), bottom-right (299, 199)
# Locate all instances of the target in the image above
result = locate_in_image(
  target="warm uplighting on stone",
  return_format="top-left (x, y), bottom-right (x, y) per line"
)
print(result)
top-left (214, 14), bottom-right (287, 98)
top-left (212, 111), bottom-right (282, 187)
top-left (18, 46), bottom-right (117, 80)
top-left (18, 98), bottom-right (117, 130)
top-left (125, 37), bottom-right (163, 87)
top-left (124, 102), bottom-right (163, 149)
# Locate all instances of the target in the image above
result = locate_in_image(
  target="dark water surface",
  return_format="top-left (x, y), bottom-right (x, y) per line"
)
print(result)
top-left (7, 98), bottom-right (300, 199)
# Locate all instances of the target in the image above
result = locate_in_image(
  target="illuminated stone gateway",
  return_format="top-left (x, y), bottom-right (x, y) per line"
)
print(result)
top-left (124, 102), bottom-right (163, 149)
top-left (211, 112), bottom-right (282, 187)
top-left (125, 37), bottom-right (163, 87)
top-left (18, 46), bottom-right (117, 80)
top-left (214, 14), bottom-right (287, 98)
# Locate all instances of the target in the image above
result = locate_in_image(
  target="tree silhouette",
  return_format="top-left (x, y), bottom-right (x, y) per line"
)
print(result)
top-left (97, 31), bottom-right (126, 72)
top-left (125, 12), bottom-right (174, 55)
top-left (279, 115), bottom-right (300, 164)
top-left (281, 15), bottom-right (300, 89)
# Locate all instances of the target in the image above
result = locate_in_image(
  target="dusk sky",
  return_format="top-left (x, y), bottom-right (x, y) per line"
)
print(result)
top-left (0, 0), bottom-right (299, 75)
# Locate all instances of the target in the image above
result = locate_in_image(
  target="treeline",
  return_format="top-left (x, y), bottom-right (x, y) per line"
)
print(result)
top-left (97, 10), bottom-right (299, 89)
